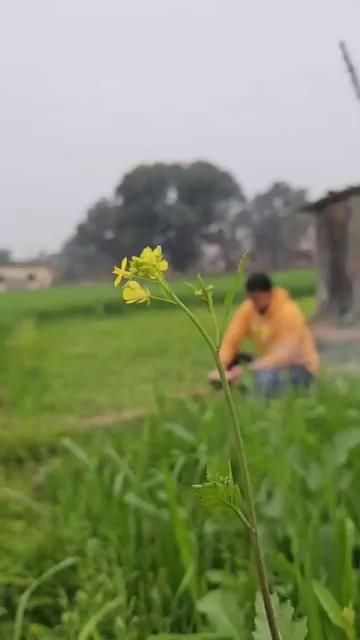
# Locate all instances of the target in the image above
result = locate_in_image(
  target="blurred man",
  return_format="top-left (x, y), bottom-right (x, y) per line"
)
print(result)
top-left (209, 273), bottom-right (319, 396)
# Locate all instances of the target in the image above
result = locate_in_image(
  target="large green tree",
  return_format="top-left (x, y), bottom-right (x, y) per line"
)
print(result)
top-left (66, 161), bottom-right (244, 274)
top-left (60, 199), bottom-right (123, 281)
top-left (246, 182), bottom-right (309, 269)
top-left (62, 167), bottom-right (310, 280)
top-left (0, 249), bottom-right (12, 266)
top-left (115, 161), bottom-right (245, 270)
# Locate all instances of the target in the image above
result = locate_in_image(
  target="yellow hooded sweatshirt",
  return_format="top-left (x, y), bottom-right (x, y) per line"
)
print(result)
top-left (220, 288), bottom-right (320, 374)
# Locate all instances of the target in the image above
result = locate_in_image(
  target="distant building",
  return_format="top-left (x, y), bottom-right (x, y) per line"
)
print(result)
top-left (297, 223), bottom-right (316, 253)
top-left (285, 223), bottom-right (316, 268)
top-left (0, 264), bottom-right (55, 293)
top-left (198, 227), bottom-right (254, 273)
top-left (299, 185), bottom-right (360, 320)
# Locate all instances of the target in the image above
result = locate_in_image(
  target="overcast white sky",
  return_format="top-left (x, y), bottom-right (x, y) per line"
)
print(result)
top-left (1, 0), bottom-right (360, 258)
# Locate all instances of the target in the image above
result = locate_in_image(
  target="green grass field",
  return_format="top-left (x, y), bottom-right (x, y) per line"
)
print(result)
top-left (2, 269), bottom-right (360, 639)
top-left (0, 269), bottom-right (315, 324)
top-left (0, 270), bottom-right (315, 423)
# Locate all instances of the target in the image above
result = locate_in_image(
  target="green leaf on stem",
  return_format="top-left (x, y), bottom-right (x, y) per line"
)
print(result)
top-left (253, 592), bottom-right (307, 640)
top-left (185, 279), bottom-right (214, 306)
top-left (193, 463), bottom-right (252, 532)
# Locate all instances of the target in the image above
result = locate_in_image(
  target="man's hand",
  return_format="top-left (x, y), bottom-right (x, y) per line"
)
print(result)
top-left (208, 366), bottom-right (242, 386)
top-left (249, 359), bottom-right (263, 371)
top-left (208, 369), bottom-right (221, 384)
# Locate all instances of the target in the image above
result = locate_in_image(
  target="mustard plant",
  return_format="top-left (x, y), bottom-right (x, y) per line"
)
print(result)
top-left (113, 246), bottom-right (282, 639)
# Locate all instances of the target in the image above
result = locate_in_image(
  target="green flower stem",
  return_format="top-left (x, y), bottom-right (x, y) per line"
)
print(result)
top-left (213, 350), bottom-right (281, 640)
top-left (151, 296), bottom-right (177, 305)
top-left (208, 299), bottom-right (220, 348)
top-left (160, 283), bottom-right (216, 355)
top-left (162, 281), bottom-right (281, 640)
top-left (226, 503), bottom-right (254, 533)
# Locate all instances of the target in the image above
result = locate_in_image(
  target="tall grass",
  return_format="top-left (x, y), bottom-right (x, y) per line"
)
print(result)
top-left (1, 381), bottom-right (359, 638)
top-left (2, 267), bottom-right (355, 638)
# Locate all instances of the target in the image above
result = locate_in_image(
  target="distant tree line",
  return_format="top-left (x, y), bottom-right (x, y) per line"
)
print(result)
top-left (2, 161), bottom-right (311, 281)
top-left (0, 249), bottom-right (12, 266)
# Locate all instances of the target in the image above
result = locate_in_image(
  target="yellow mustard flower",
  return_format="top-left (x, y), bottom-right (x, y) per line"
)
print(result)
top-left (113, 258), bottom-right (131, 287)
top-left (130, 245), bottom-right (168, 279)
top-left (122, 280), bottom-right (151, 305)
top-left (141, 246), bottom-right (168, 271)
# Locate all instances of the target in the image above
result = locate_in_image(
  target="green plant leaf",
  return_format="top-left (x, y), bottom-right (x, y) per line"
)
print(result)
top-left (124, 492), bottom-right (168, 521)
top-left (221, 253), bottom-right (248, 339)
top-left (13, 557), bottom-right (78, 640)
top-left (163, 422), bottom-right (197, 444)
top-left (162, 463), bottom-right (197, 603)
top-left (312, 581), bottom-right (343, 627)
top-left (206, 570), bottom-right (244, 592)
top-left (79, 597), bottom-right (125, 640)
top-left (185, 277), bottom-right (214, 306)
top-left (253, 592), bottom-right (307, 640)
top-left (147, 635), bottom-right (224, 639)
top-left (61, 437), bottom-right (93, 467)
top-left (334, 512), bottom-right (356, 607)
top-left (333, 428), bottom-right (360, 466)
top-left (341, 607), bottom-right (356, 640)
top-left (197, 589), bottom-right (246, 639)
top-left (185, 282), bottom-right (198, 294)
top-left (313, 581), bottom-right (355, 639)
top-left (193, 464), bottom-right (252, 531)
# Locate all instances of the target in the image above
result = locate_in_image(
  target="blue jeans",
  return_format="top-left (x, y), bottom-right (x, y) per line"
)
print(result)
top-left (255, 365), bottom-right (313, 398)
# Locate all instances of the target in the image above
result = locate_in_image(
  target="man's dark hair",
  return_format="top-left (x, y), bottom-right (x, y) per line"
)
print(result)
top-left (246, 272), bottom-right (273, 293)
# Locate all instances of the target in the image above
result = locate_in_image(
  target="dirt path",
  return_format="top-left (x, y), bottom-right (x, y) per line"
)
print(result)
top-left (76, 388), bottom-right (210, 432)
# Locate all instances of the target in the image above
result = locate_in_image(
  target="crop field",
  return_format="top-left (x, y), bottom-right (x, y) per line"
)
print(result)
top-left (1, 269), bottom-right (360, 639)
top-left (0, 270), bottom-right (315, 424)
